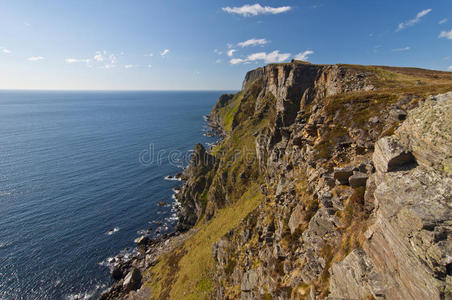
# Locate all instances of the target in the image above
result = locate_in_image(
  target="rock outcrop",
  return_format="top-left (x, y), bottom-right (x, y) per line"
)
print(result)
top-left (329, 92), bottom-right (452, 299)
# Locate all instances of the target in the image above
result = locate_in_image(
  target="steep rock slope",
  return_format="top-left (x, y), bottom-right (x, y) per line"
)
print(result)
top-left (141, 62), bottom-right (452, 300)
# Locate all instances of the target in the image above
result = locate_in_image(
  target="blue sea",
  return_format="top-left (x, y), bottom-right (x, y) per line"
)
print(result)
top-left (0, 90), bottom-right (225, 299)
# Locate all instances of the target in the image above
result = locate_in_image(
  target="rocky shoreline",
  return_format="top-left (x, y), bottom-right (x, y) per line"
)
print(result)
top-left (99, 229), bottom-right (197, 300)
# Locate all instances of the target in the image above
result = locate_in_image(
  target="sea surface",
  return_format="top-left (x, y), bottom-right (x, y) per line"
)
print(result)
top-left (0, 90), bottom-right (226, 299)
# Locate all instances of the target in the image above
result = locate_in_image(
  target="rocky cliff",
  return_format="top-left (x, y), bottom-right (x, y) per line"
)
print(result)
top-left (103, 62), bottom-right (452, 300)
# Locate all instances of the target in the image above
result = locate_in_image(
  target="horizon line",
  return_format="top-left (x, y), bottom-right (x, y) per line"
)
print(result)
top-left (0, 88), bottom-right (240, 92)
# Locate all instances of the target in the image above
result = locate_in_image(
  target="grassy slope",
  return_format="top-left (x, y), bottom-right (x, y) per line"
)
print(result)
top-left (145, 185), bottom-right (263, 299)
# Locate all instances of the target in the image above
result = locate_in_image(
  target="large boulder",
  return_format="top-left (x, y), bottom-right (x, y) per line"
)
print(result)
top-left (349, 171), bottom-right (368, 188)
top-left (241, 270), bottom-right (258, 292)
top-left (333, 166), bottom-right (355, 185)
top-left (372, 136), bottom-right (415, 173)
top-left (122, 268), bottom-right (142, 292)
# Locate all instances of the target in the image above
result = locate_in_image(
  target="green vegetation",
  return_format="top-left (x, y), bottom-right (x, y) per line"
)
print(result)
top-left (313, 65), bottom-right (452, 160)
top-left (146, 185), bottom-right (263, 299)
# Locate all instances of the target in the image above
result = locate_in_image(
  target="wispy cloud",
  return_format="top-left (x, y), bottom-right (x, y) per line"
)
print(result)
top-left (237, 38), bottom-right (268, 47)
top-left (144, 53), bottom-right (154, 57)
top-left (392, 46), bottom-right (411, 52)
top-left (222, 4), bottom-right (291, 17)
top-left (439, 29), bottom-right (452, 39)
top-left (227, 49), bottom-right (236, 57)
top-left (213, 49), bottom-right (223, 55)
top-left (294, 50), bottom-right (314, 61)
top-left (439, 18), bottom-right (448, 25)
top-left (148, 64), bottom-right (152, 68)
top-left (103, 53), bottom-right (117, 68)
top-left (124, 64), bottom-right (134, 69)
top-left (65, 58), bottom-right (90, 64)
top-left (448, 66), bottom-right (452, 70)
top-left (215, 59), bottom-right (222, 64)
top-left (66, 51), bottom-right (120, 68)
top-left (160, 49), bottom-right (170, 56)
top-left (28, 56), bottom-right (44, 61)
top-left (94, 51), bottom-right (104, 62)
top-left (230, 50), bottom-right (291, 64)
top-left (0, 47), bottom-right (11, 54)
top-left (396, 8), bottom-right (432, 31)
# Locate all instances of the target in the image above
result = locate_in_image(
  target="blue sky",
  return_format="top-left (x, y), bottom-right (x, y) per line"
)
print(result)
top-left (0, 0), bottom-right (451, 90)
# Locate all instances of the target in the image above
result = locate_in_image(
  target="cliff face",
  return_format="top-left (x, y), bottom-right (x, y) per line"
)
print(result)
top-left (138, 62), bottom-right (452, 300)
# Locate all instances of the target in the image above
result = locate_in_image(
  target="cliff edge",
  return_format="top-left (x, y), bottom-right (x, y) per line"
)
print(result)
top-left (103, 62), bottom-right (452, 300)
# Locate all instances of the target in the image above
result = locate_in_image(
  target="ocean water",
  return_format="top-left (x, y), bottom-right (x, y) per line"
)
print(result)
top-left (0, 90), bottom-right (225, 299)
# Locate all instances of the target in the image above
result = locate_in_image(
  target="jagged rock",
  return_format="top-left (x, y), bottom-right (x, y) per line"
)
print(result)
top-left (212, 238), bottom-right (230, 266)
top-left (288, 204), bottom-right (305, 234)
top-left (396, 92), bottom-right (452, 173)
top-left (241, 270), bottom-right (258, 292)
top-left (110, 266), bottom-right (123, 280)
top-left (329, 93), bottom-right (452, 300)
top-left (389, 108), bottom-right (407, 120)
top-left (348, 171), bottom-right (368, 188)
top-left (373, 136), bottom-right (416, 173)
top-left (135, 235), bottom-right (150, 246)
top-left (333, 166), bottom-right (355, 185)
top-left (329, 249), bottom-right (385, 299)
top-left (369, 116), bottom-right (379, 124)
top-left (122, 268), bottom-right (142, 292)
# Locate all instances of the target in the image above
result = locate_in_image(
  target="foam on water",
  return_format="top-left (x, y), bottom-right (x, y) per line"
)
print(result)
top-left (105, 227), bottom-right (120, 235)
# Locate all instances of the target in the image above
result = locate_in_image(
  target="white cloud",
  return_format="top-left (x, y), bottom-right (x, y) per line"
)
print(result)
top-left (227, 43), bottom-right (233, 49)
top-left (248, 50), bottom-right (291, 63)
top-left (214, 49), bottom-right (223, 55)
top-left (65, 58), bottom-right (90, 64)
top-left (94, 51), bottom-right (104, 62)
top-left (447, 66), bottom-right (452, 70)
top-left (392, 46), bottom-right (411, 52)
top-left (230, 50), bottom-right (291, 65)
top-left (160, 49), bottom-right (170, 56)
top-left (238, 38), bottom-right (268, 47)
top-left (27, 56), bottom-right (44, 61)
top-left (66, 50), bottom-right (119, 69)
top-left (124, 64), bottom-right (134, 69)
top-left (439, 29), bottom-right (452, 39)
top-left (102, 53), bottom-right (118, 69)
top-left (0, 47), bottom-right (11, 54)
top-left (144, 53), bottom-right (154, 57)
top-left (215, 59), bottom-right (222, 63)
top-left (148, 64), bottom-right (152, 68)
top-left (230, 58), bottom-right (245, 65)
top-left (222, 4), bottom-right (291, 17)
top-left (396, 8), bottom-right (432, 31)
top-left (294, 50), bottom-right (314, 61)
top-left (439, 18), bottom-right (448, 24)
top-left (227, 49), bottom-right (236, 57)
